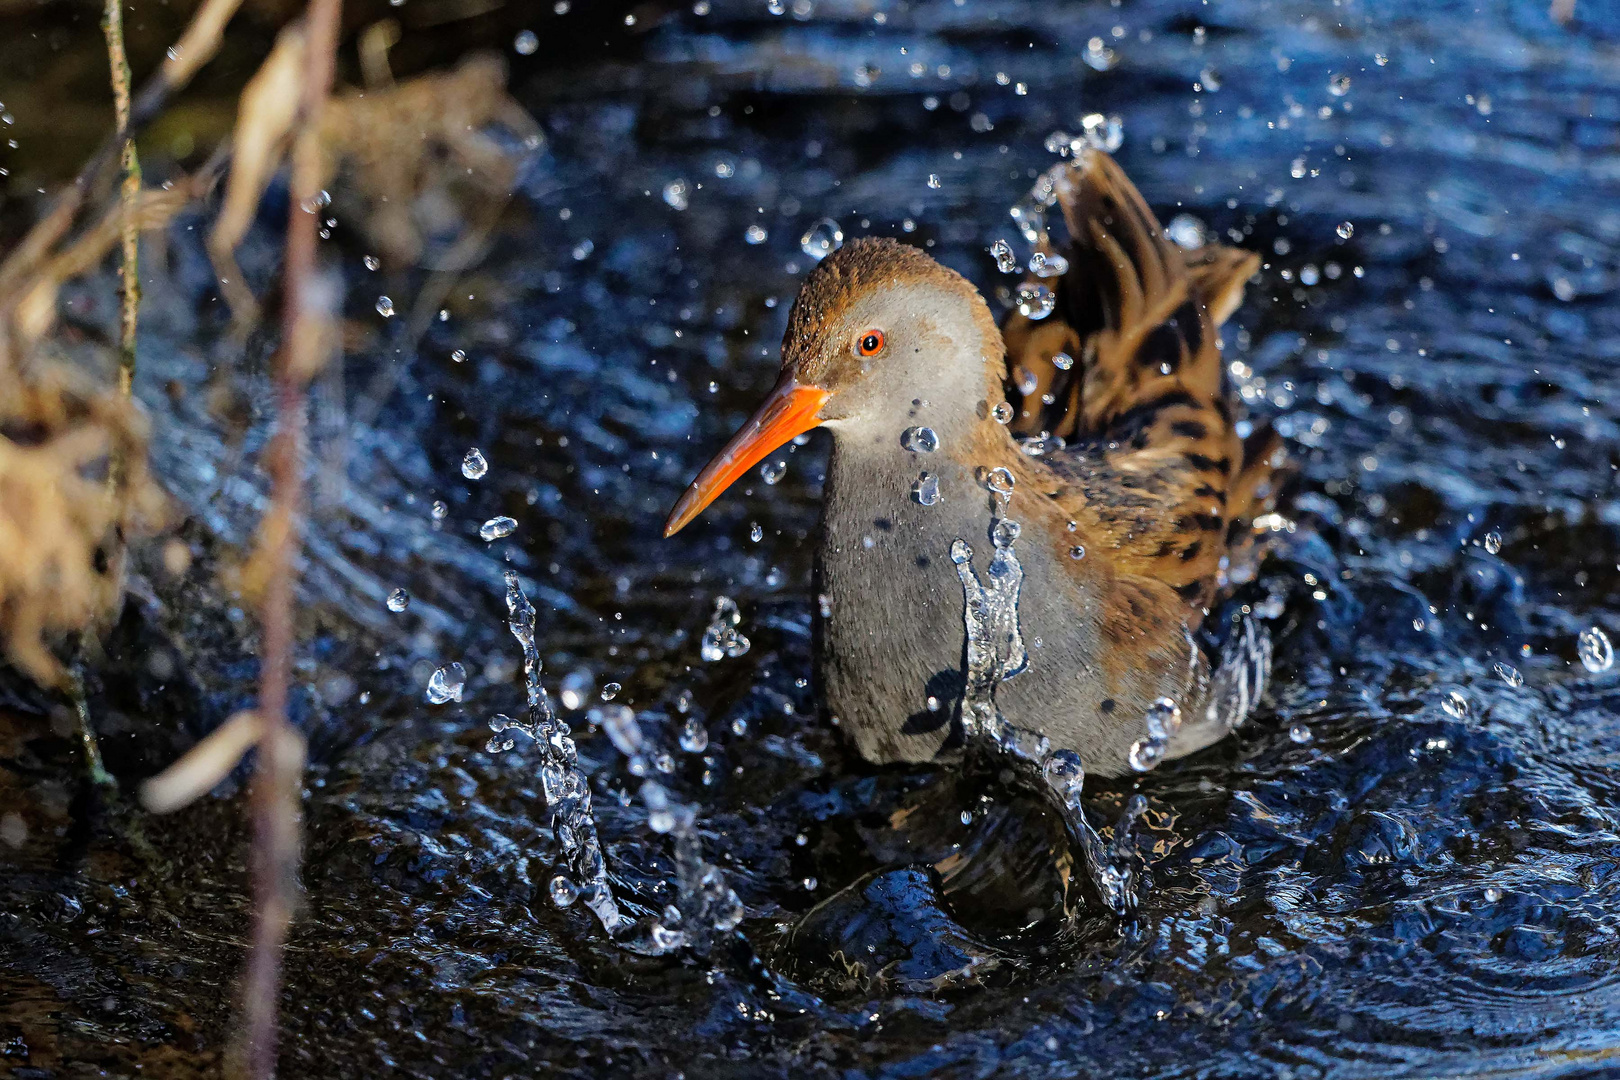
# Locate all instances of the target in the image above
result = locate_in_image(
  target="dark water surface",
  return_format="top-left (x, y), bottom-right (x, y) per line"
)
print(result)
top-left (5, 0), bottom-right (1620, 1076)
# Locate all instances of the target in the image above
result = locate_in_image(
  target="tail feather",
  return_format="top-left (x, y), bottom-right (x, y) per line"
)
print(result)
top-left (1001, 150), bottom-right (1282, 618)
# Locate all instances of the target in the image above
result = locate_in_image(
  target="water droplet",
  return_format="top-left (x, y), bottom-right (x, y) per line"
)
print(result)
top-left (1483, 530), bottom-right (1502, 555)
top-left (559, 669), bottom-right (593, 711)
top-left (386, 588), bottom-right (410, 612)
top-left (1328, 73), bottom-right (1352, 96)
top-left (1014, 366), bottom-right (1039, 396)
top-left (1077, 112), bottom-right (1123, 153)
top-left (761, 460), bottom-right (787, 485)
top-left (993, 518), bottom-right (1021, 548)
top-left (514, 29), bottom-right (539, 54)
top-left (985, 466), bottom-right (1016, 498)
top-left (800, 218), bottom-right (843, 260)
top-left (1042, 750), bottom-right (1086, 809)
top-left (644, 781), bottom-right (677, 832)
top-left (802, 876), bottom-right (818, 891)
top-left (1483, 885), bottom-right (1503, 903)
top-left (1051, 351), bottom-right (1074, 371)
top-left (1028, 251), bottom-right (1068, 277)
top-left (663, 179), bottom-right (690, 210)
top-left (927, 173), bottom-right (941, 189)
top-left (1289, 723), bottom-right (1313, 744)
top-left (900, 426), bottom-right (939, 452)
top-left (1082, 37), bottom-right (1116, 71)
top-left (1290, 157), bottom-right (1308, 179)
top-left (450, 348), bottom-right (467, 363)
top-left (430, 501), bottom-right (449, 523)
top-left (712, 888), bottom-right (745, 931)
top-left (749, 522), bottom-right (764, 543)
top-left (744, 224), bottom-right (768, 244)
top-left (1128, 698), bottom-right (1181, 772)
top-left (480, 516), bottom-right (517, 541)
top-left (601, 682), bottom-right (621, 701)
top-left (1015, 284), bottom-right (1055, 320)
top-left (1166, 213), bottom-right (1208, 250)
top-left (1069, 545), bottom-right (1086, 560)
top-left (949, 539), bottom-right (972, 565)
top-left (679, 716), bottom-right (709, 753)
top-left (701, 596), bottom-right (750, 662)
top-left (547, 875), bottom-right (582, 908)
top-left (461, 448), bottom-right (488, 480)
top-left (363, 255), bottom-right (380, 271)
top-left (991, 401), bottom-right (1014, 424)
top-left (593, 703), bottom-right (642, 756)
top-left (1199, 66), bottom-right (1222, 91)
top-left (1493, 661), bottom-right (1524, 688)
top-left (426, 662), bottom-right (466, 705)
top-left (817, 592), bottom-right (833, 618)
top-left (375, 296), bottom-right (395, 318)
top-left (911, 472), bottom-right (941, 506)
top-left (1336, 221), bottom-right (1355, 240)
top-left (990, 239), bottom-right (1018, 273)
top-left (1441, 690), bottom-right (1469, 719)
top-left (1579, 626), bottom-right (1614, 673)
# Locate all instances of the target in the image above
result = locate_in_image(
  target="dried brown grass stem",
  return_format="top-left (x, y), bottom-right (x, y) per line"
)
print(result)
top-left (102, 0), bottom-right (140, 405)
top-left (238, 0), bottom-right (342, 1074)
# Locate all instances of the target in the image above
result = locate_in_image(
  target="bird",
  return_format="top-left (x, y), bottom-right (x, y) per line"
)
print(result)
top-left (663, 149), bottom-right (1286, 778)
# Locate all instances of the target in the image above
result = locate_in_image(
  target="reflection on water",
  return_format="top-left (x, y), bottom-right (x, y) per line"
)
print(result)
top-left (5, 0), bottom-right (1620, 1075)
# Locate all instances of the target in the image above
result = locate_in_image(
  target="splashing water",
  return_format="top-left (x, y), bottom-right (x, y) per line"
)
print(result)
top-left (1014, 284), bottom-right (1055, 320)
top-left (479, 516), bottom-right (517, 541)
top-left (426, 662), bottom-right (466, 704)
top-left (1028, 251), bottom-right (1068, 277)
top-left (700, 596), bottom-right (751, 662)
top-left (950, 475), bottom-right (1140, 915)
top-left (799, 217), bottom-right (843, 260)
top-left (593, 705), bottom-right (744, 953)
top-left (488, 571), bottom-right (627, 935)
top-left (900, 426), bottom-right (939, 453)
top-left (1127, 697), bottom-right (1183, 772)
top-left (1578, 626), bottom-right (1614, 673)
top-left (989, 238), bottom-right (1018, 273)
top-left (911, 472), bottom-right (941, 506)
top-left (950, 526), bottom-right (1028, 743)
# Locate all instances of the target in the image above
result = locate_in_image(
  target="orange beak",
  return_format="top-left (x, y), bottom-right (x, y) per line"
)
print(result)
top-left (663, 374), bottom-right (830, 537)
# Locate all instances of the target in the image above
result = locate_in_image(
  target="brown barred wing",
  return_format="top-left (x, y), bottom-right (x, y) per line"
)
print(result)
top-left (1001, 150), bottom-right (1278, 616)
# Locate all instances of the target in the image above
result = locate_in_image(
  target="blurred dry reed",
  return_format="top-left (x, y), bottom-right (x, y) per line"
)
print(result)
top-left (0, 0), bottom-right (540, 1070)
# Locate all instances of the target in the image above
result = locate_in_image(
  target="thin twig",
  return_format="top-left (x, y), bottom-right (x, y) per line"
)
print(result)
top-left (239, 0), bottom-right (342, 1074)
top-left (103, 0), bottom-right (140, 406)
top-left (67, 663), bottom-right (115, 789)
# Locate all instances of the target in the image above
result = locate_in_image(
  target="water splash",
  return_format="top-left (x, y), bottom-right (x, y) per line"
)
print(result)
top-left (1578, 626), bottom-right (1613, 673)
top-left (950, 477), bottom-right (1139, 915)
top-left (1127, 697), bottom-right (1182, 772)
top-left (488, 571), bottom-right (627, 935)
top-left (596, 704), bottom-right (744, 954)
top-left (700, 596), bottom-right (751, 662)
top-left (426, 662), bottom-right (466, 704)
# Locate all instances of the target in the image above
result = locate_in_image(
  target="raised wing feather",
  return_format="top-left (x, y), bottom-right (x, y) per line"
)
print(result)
top-left (1001, 150), bottom-right (1283, 616)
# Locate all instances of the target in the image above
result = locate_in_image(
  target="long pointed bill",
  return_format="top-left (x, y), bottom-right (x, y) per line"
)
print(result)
top-left (663, 376), bottom-right (829, 537)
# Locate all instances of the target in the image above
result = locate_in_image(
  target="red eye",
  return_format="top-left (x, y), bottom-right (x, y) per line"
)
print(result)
top-left (857, 330), bottom-right (885, 356)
